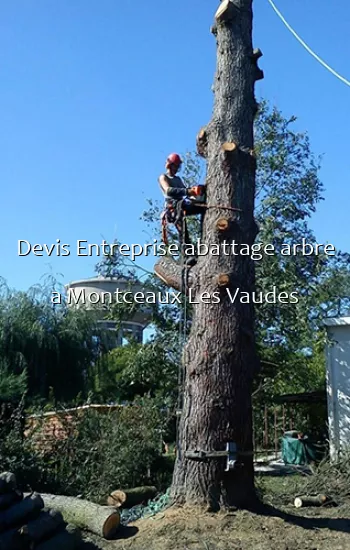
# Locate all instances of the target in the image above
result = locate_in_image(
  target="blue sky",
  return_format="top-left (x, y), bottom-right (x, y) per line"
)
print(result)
top-left (1, 0), bottom-right (349, 292)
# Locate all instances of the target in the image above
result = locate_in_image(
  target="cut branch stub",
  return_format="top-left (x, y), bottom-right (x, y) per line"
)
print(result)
top-left (221, 142), bottom-right (238, 161)
top-left (210, 24), bottom-right (218, 36)
top-left (196, 127), bottom-right (208, 158)
top-left (255, 69), bottom-right (264, 81)
top-left (216, 218), bottom-right (230, 232)
top-left (252, 48), bottom-right (263, 61)
top-left (215, 0), bottom-right (237, 24)
top-left (217, 274), bottom-right (230, 287)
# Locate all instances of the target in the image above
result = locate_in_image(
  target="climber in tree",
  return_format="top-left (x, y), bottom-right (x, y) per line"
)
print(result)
top-left (159, 153), bottom-right (205, 247)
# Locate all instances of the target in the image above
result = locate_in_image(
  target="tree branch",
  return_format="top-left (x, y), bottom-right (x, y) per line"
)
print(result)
top-left (154, 256), bottom-right (195, 293)
top-left (196, 127), bottom-right (209, 158)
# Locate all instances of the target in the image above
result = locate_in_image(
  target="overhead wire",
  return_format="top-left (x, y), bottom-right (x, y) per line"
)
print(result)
top-left (267, 0), bottom-right (350, 88)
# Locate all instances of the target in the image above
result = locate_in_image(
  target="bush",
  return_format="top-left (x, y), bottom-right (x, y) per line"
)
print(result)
top-left (0, 404), bottom-right (45, 489)
top-left (6, 398), bottom-right (172, 501)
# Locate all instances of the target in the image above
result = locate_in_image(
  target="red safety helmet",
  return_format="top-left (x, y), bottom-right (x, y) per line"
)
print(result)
top-left (167, 153), bottom-right (182, 167)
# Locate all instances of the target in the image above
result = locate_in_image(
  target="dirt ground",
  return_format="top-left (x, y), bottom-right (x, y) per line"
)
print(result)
top-left (81, 502), bottom-right (350, 550)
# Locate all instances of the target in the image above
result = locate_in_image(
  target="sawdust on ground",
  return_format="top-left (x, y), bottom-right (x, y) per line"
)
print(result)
top-left (82, 503), bottom-right (350, 550)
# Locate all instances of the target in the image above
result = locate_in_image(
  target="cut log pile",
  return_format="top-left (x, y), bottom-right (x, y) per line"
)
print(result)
top-left (1, 471), bottom-right (122, 548)
top-left (0, 473), bottom-right (81, 550)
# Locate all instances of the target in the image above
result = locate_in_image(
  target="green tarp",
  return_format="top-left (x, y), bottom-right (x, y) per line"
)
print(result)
top-left (281, 434), bottom-right (316, 465)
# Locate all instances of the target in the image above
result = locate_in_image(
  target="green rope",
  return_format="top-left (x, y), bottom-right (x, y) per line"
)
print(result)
top-left (120, 488), bottom-right (172, 525)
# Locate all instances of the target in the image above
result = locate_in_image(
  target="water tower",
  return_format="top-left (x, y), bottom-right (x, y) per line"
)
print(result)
top-left (65, 276), bottom-right (152, 348)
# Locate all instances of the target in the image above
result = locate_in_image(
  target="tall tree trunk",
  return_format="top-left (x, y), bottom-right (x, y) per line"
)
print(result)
top-left (156, 0), bottom-right (263, 509)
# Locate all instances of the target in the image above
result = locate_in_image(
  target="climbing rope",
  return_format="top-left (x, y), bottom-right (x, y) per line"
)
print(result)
top-left (120, 489), bottom-right (172, 525)
top-left (175, 214), bottom-right (189, 462)
top-left (267, 0), bottom-right (350, 88)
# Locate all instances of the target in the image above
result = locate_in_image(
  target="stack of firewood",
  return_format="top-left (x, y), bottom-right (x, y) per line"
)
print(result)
top-left (0, 472), bottom-right (81, 549)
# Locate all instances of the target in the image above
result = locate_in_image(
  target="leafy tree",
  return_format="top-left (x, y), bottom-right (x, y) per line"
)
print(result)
top-left (0, 360), bottom-right (27, 404)
top-left (140, 100), bottom-right (350, 402)
top-left (0, 278), bottom-right (101, 404)
top-left (95, 238), bottom-right (137, 280)
top-left (253, 102), bottom-right (350, 399)
top-left (91, 341), bottom-right (178, 405)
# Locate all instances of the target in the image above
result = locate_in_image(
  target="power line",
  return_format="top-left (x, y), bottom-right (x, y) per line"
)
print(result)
top-left (267, 0), bottom-right (350, 88)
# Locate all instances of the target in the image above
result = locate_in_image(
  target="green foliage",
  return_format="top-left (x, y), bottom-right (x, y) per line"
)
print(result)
top-left (0, 360), bottom-right (27, 404)
top-left (95, 239), bottom-right (138, 280)
top-left (0, 399), bottom-right (170, 498)
top-left (0, 278), bottom-right (100, 404)
top-left (0, 403), bottom-right (44, 489)
top-left (252, 102), bottom-right (350, 399)
top-left (90, 341), bottom-right (178, 406)
top-left (258, 452), bottom-right (350, 507)
top-left (22, 401), bottom-right (167, 499)
top-left (140, 100), bottom-right (350, 403)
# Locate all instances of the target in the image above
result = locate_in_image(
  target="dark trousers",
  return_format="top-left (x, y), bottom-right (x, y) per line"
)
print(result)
top-left (175, 200), bottom-right (205, 250)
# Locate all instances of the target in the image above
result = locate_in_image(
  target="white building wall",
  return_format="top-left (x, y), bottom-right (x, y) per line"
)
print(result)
top-left (325, 317), bottom-right (350, 460)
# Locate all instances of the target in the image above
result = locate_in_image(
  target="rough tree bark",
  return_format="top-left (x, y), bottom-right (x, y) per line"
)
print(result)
top-left (155, 0), bottom-right (262, 509)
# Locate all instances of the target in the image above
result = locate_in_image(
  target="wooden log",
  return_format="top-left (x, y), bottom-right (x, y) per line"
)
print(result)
top-left (154, 256), bottom-right (195, 293)
top-left (215, 0), bottom-right (237, 23)
top-left (107, 486), bottom-right (158, 508)
top-left (294, 494), bottom-right (330, 508)
top-left (0, 491), bottom-right (23, 511)
top-left (0, 473), bottom-right (17, 495)
top-left (35, 524), bottom-right (81, 550)
top-left (17, 509), bottom-right (65, 544)
top-left (37, 494), bottom-right (120, 540)
top-left (0, 493), bottom-right (43, 532)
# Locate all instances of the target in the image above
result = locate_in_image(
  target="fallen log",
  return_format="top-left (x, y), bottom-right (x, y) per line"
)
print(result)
top-left (0, 528), bottom-right (19, 550)
top-left (0, 491), bottom-right (23, 511)
top-left (35, 494), bottom-right (120, 540)
top-left (294, 494), bottom-right (331, 508)
top-left (17, 509), bottom-right (65, 544)
top-left (107, 486), bottom-right (158, 508)
top-left (0, 493), bottom-right (43, 532)
top-left (35, 524), bottom-right (81, 550)
top-left (0, 473), bottom-right (17, 495)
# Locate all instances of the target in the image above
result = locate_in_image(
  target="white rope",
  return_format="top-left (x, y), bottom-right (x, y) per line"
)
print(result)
top-left (267, 0), bottom-right (350, 88)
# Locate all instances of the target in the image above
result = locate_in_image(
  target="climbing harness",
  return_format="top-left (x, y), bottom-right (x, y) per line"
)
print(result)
top-left (161, 185), bottom-right (206, 245)
top-left (161, 198), bottom-right (243, 245)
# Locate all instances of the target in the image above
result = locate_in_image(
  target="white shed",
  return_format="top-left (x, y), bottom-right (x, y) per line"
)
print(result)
top-left (325, 317), bottom-right (350, 460)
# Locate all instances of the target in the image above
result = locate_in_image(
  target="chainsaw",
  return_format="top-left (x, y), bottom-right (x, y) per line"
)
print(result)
top-left (189, 184), bottom-right (206, 204)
